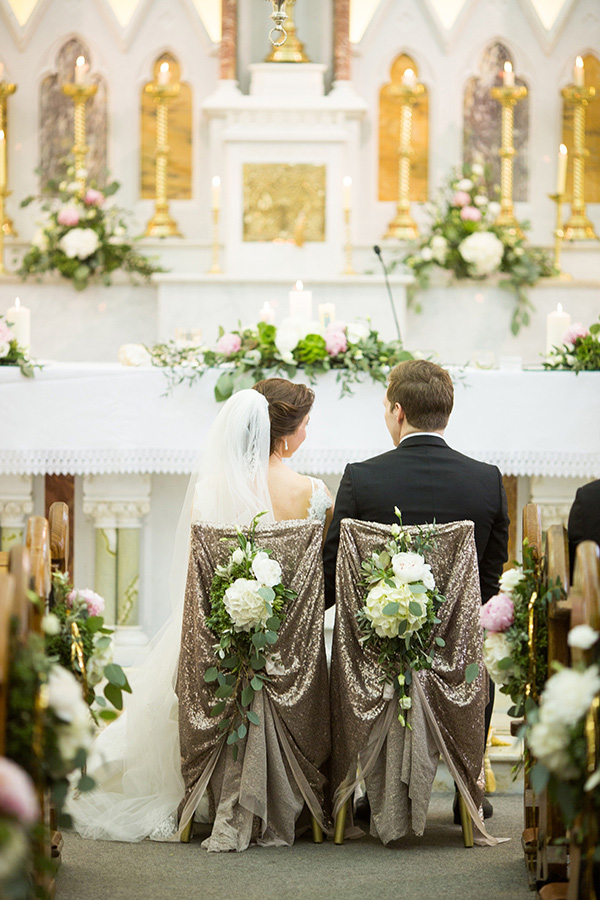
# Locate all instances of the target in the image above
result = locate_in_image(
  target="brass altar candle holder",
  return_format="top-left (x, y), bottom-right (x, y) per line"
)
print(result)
top-left (548, 192), bottom-right (572, 279)
top-left (384, 82), bottom-right (425, 241)
top-left (561, 84), bottom-right (598, 241)
top-left (490, 83), bottom-right (527, 238)
top-left (62, 81), bottom-right (98, 191)
top-left (342, 208), bottom-right (356, 275)
top-left (0, 78), bottom-right (17, 241)
top-left (144, 80), bottom-right (182, 238)
top-left (208, 207), bottom-right (221, 274)
top-left (265, 0), bottom-right (310, 62)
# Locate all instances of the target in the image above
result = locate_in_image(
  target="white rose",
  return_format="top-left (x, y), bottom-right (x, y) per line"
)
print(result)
top-left (59, 227), bottom-right (100, 260)
top-left (231, 548), bottom-right (245, 566)
top-left (391, 524), bottom-right (401, 537)
top-left (346, 322), bottom-right (370, 344)
top-left (42, 613), bottom-right (61, 636)
top-left (265, 652), bottom-right (285, 676)
top-left (57, 706), bottom-right (94, 763)
top-left (363, 580), bottom-right (427, 639)
top-left (471, 163), bottom-right (484, 176)
top-left (391, 551), bottom-right (432, 586)
top-left (223, 578), bottom-right (269, 632)
top-left (47, 665), bottom-right (86, 723)
top-left (420, 247), bottom-right (433, 261)
top-left (527, 719), bottom-right (573, 776)
top-left (0, 340), bottom-right (10, 359)
top-left (567, 625), bottom-right (599, 650)
top-left (32, 228), bottom-right (49, 251)
top-left (538, 665), bottom-right (600, 729)
top-left (474, 195), bottom-right (488, 206)
top-left (482, 631), bottom-right (517, 685)
top-left (118, 344), bottom-right (151, 367)
top-left (487, 201), bottom-right (501, 219)
top-left (430, 234), bottom-right (448, 264)
top-left (458, 231), bottom-right (504, 276)
top-left (499, 567), bottom-right (525, 595)
top-left (456, 178), bottom-right (473, 191)
top-left (251, 551), bottom-right (282, 588)
top-left (276, 321), bottom-right (302, 358)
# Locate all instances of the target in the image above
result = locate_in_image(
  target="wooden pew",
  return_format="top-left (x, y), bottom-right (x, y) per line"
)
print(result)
top-left (49, 502), bottom-right (69, 578)
top-left (0, 572), bottom-right (15, 757)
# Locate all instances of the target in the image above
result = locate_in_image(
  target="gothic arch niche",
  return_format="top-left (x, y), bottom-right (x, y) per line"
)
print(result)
top-left (140, 54), bottom-right (192, 200)
top-left (379, 54), bottom-right (429, 202)
top-left (562, 53), bottom-right (600, 202)
top-left (39, 38), bottom-right (108, 186)
top-left (463, 43), bottom-right (529, 201)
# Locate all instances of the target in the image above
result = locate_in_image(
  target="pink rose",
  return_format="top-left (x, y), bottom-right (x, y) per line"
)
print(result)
top-left (460, 206), bottom-right (482, 222)
top-left (216, 333), bottom-right (242, 356)
top-left (325, 327), bottom-right (347, 358)
top-left (57, 206), bottom-right (80, 227)
top-left (480, 593), bottom-right (514, 633)
top-left (452, 191), bottom-right (471, 207)
top-left (0, 322), bottom-right (14, 343)
top-left (67, 588), bottom-right (105, 617)
top-left (0, 758), bottom-right (39, 824)
top-left (84, 188), bottom-right (104, 207)
top-left (563, 322), bottom-right (589, 346)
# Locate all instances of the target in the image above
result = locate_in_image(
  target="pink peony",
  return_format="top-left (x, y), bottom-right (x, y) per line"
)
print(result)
top-left (325, 327), bottom-right (347, 358)
top-left (216, 333), bottom-right (242, 356)
top-left (480, 593), bottom-right (515, 633)
top-left (563, 322), bottom-right (589, 346)
top-left (0, 322), bottom-right (14, 343)
top-left (460, 206), bottom-right (482, 222)
top-left (67, 588), bottom-right (105, 617)
top-left (0, 758), bottom-right (39, 824)
top-left (57, 206), bottom-right (80, 227)
top-left (84, 188), bottom-right (104, 207)
top-left (452, 191), bottom-right (471, 207)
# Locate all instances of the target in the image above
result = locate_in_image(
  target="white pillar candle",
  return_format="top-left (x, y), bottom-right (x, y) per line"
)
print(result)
top-left (211, 175), bottom-right (221, 210)
top-left (289, 281), bottom-right (313, 321)
top-left (0, 63), bottom-right (4, 82)
top-left (342, 176), bottom-right (352, 211)
top-left (75, 56), bottom-right (89, 86)
top-left (157, 62), bottom-right (170, 86)
top-left (318, 303), bottom-right (336, 329)
top-left (6, 298), bottom-right (31, 349)
top-left (258, 302), bottom-right (276, 325)
top-left (0, 130), bottom-right (5, 190)
top-left (502, 61), bottom-right (515, 87)
top-left (402, 68), bottom-right (416, 88)
top-left (546, 303), bottom-right (571, 354)
top-left (556, 144), bottom-right (568, 195)
top-left (574, 56), bottom-right (584, 87)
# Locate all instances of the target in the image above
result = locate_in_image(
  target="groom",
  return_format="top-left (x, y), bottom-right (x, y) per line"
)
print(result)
top-left (323, 359), bottom-right (509, 814)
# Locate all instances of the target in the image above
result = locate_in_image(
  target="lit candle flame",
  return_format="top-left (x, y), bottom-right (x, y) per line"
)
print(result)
top-left (15, 297), bottom-right (20, 309)
top-left (560, 143), bottom-right (567, 155)
top-left (76, 56), bottom-right (86, 68)
top-left (576, 56), bottom-right (584, 70)
top-left (295, 280), bottom-right (303, 291)
top-left (212, 175), bottom-right (221, 188)
top-left (557, 303), bottom-right (563, 313)
top-left (504, 62), bottom-right (512, 74)
top-left (343, 176), bottom-right (352, 187)
top-left (0, 130), bottom-right (4, 141)
top-left (160, 62), bottom-right (169, 74)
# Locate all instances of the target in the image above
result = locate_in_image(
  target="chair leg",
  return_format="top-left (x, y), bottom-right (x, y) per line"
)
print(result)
top-left (458, 795), bottom-right (474, 848)
top-left (311, 815), bottom-right (324, 843)
top-left (180, 816), bottom-right (193, 843)
top-left (334, 800), bottom-right (348, 845)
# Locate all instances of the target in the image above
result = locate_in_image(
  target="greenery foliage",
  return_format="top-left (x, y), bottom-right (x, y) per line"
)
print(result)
top-left (0, 315), bottom-right (39, 378)
top-left (544, 317), bottom-right (600, 372)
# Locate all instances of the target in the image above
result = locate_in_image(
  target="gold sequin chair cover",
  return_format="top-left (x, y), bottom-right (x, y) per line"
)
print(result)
top-left (176, 519), bottom-right (331, 851)
top-left (330, 519), bottom-right (492, 845)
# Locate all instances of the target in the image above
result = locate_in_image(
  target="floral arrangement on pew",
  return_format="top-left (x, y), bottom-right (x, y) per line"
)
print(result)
top-left (525, 625), bottom-right (600, 840)
top-left (480, 542), bottom-right (566, 720)
top-left (148, 319), bottom-right (414, 402)
top-left (0, 314), bottom-right (39, 378)
top-left (399, 162), bottom-right (555, 335)
top-left (19, 164), bottom-right (163, 291)
top-left (356, 510), bottom-right (479, 726)
top-left (204, 513), bottom-right (296, 759)
top-left (543, 316), bottom-right (600, 373)
top-left (43, 572), bottom-right (131, 722)
top-left (0, 757), bottom-right (39, 899)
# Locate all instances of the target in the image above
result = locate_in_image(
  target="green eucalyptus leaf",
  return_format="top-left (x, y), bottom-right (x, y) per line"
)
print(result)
top-left (265, 630), bottom-right (278, 645)
top-left (217, 717), bottom-right (231, 732)
top-left (250, 654), bottom-right (267, 670)
top-left (104, 682), bottom-right (123, 710)
top-left (434, 636), bottom-right (446, 647)
top-left (222, 656), bottom-right (239, 669)
top-left (464, 663), bottom-right (479, 684)
top-left (215, 683), bottom-right (234, 699)
top-left (247, 710), bottom-right (260, 726)
top-left (252, 632), bottom-right (268, 649)
top-left (250, 676), bottom-right (263, 691)
top-left (241, 684), bottom-right (255, 707)
top-left (77, 774), bottom-right (96, 793)
top-left (209, 700), bottom-right (226, 717)
top-left (408, 600), bottom-right (424, 617)
top-left (408, 583), bottom-right (427, 593)
top-left (258, 586), bottom-right (275, 603)
top-left (382, 601), bottom-right (399, 615)
top-left (266, 616), bottom-right (281, 631)
top-left (227, 731), bottom-right (238, 745)
top-left (204, 666), bottom-right (219, 683)
top-left (237, 723), bottom-right (247, 739)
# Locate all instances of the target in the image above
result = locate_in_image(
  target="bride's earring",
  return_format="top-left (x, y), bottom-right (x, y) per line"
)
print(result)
top-left (284, 439), bottom-right (288, 452)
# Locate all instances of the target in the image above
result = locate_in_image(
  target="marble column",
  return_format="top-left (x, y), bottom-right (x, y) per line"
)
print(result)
top-left (0, 475), bottom-right (33, 550)
top-left (333, 0), bottom-right (351, 82)
top-left (220, 0), bottom-right (237, 80)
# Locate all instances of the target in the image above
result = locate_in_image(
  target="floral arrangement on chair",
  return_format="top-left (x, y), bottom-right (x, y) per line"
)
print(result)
top-left (544, 316), bottom-right (600, 372)
top-left (356, 511), bottom-right (479, 726)
top-left (148, 319), bottom-right (414, 402)
top-left (0, 315), bottom-right (39, 378)
top-left (204, 513), bottom-right (296, 759)
top-left (0, 757), bottom-right (39, 898)
top-left (18, 165), bottom-right (163, 291)
top-left (400, 163), bottom-right (555, 335)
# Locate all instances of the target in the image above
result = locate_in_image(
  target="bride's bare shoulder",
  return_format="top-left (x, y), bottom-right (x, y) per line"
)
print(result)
top-left (269, 468), bottom-right (314, 520)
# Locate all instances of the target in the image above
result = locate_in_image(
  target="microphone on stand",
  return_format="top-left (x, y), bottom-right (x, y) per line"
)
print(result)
top-left (373, 245), bottom-right (402, 343)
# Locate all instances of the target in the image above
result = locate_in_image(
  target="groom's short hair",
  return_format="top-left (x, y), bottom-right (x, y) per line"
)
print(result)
top-left (387, 360), bottom-right (454, 430)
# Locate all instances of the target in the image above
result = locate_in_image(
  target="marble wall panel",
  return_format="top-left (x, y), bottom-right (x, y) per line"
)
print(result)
top-left (562, 53), bottom-right (600, 203)
top-left (379, 54), bottom-right (429, 202)
top-left (463, 42), bottom-right (529, 202)
top-left (39, 38), bottom-right (108, 187)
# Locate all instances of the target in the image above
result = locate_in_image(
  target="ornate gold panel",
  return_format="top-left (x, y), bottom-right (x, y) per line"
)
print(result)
top-left (242, 163), bottom-right (326, 243)
top-left (379, 54), bottom-right (429, 202)
top-left (562, 53), bottom-right (600, 203)
top-left (141, 54), bottom-right (192, 200)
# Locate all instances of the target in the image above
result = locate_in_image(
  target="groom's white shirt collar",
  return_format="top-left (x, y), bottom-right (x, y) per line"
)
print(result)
top-left (399, 432), bottom-right (446, 444)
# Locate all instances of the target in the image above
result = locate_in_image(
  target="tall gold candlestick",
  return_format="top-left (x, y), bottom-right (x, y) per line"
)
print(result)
top-left (490, 83), bottom-right (527, 237)
top-left (384, 81), bottom-right (425, 241)
top-left (144, 81), bottom-right (181, 237)
top-left (62, 82), bottom-right (98, 191)
top-left (561, 84), bottom-right (597, 241)
top-left (0, 79), bottom-right (17, 239)
top-left (264, 0), bottom-right (310, 62)
top-left (209, 207), bottom-right (222, 274)
top-left (548, 193), bottom-right (571, 279)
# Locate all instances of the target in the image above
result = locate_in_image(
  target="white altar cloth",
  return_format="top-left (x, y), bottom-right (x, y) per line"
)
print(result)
top-left (2, 364), bottom-right (599, 478)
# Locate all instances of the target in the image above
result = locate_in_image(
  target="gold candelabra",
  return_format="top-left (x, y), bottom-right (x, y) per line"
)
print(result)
top-left (342, 208), bottom-right (355, 275)
top-left (561, 84), bottom-right (598, 241)
top-left (209, 207), bottom-right (221, 274)
top-left (548, 193), bottom-right (571, 278)
top-left (0, 78), bottom-right (17, 248)
top-left (144, 80), bottom-right (181, 238)
top-left (384, 81), bottom-right (425, 241)
top-left (490, 83), bottom-right (527, 238)
top-left (265, 0), bottom-right (310, 62)
top-left (62, 81), bottom-right (98, 191)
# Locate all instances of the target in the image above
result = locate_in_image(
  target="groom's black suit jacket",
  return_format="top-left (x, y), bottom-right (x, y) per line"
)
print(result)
top-left (323, 435), bottom-right (509, 609)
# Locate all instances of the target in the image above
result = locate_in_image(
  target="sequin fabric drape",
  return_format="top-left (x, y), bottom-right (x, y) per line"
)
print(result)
top-left (176, 519), bottom-right (331, 852)
top-left (330, 519), bottom-right (487, 844)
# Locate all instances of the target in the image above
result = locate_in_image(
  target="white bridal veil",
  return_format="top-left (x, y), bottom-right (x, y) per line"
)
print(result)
top-left (69, 389), bottom-right (274, 841)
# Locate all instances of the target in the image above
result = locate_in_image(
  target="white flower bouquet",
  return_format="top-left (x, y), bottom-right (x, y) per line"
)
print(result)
top-left (204, 513), bottom-right (297, 758)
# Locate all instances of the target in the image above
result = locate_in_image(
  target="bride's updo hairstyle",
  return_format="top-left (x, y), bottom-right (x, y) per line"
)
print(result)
top-left (253, 379), bottom-right (315, 455)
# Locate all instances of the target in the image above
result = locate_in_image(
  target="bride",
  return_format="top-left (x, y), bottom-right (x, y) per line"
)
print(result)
top-left (69, 379), bottom-right (332, 843)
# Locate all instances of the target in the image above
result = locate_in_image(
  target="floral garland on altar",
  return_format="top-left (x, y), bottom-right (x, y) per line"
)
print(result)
top-left (147, 319), bottom-right (414, 402)
top-left (544, 316), bottom-right (600, 372)
top-left (356, 512), bottom-right (478, 726)
top-left (399, 163), bottom-right (555, 335)
top-left (0, 314), bottom-right (39, 378)
top-left (204, 514), bottom-right (296, 759)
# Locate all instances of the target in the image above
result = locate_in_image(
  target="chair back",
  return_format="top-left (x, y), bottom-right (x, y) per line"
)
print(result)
top-left (523, 503), bottom-right (543, 560)
top-left (8, 546), bottom-right (33, 639)
top-left (546, 524), bottom-right (572, 670)
top-left (0, 573), bottom-right (15, 756)
top-left (0, 550), bottom-right (8, 573)
top-left (26, 517), bottom-right (51, 603)
top-left (49, 502), bottom-right (69, 575)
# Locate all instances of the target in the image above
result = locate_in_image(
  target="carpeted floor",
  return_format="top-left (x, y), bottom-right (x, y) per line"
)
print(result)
top-left (56, 793), bottom-right (531, 900)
